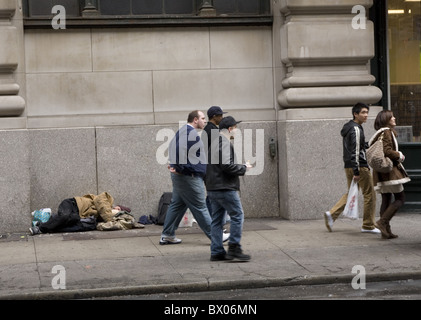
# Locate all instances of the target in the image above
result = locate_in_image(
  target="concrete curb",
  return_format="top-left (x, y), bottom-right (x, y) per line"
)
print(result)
top-left (3, 271), bottom-right (421, 300)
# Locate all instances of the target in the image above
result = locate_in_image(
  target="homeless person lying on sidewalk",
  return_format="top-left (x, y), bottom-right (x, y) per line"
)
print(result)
top-left (29, 192), bottom-right (144, 235)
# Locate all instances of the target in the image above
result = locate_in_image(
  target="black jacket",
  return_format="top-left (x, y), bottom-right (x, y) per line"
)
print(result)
top-left (341, 120), bottom-right (369, 176)
top-left (205, 134), bottom-right (246, 191)
top-left (203, 122), bottom-right (219, 151)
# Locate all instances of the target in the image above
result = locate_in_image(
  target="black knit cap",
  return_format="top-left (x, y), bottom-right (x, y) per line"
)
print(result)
top-left (219, 116), bottom-right (241, 130)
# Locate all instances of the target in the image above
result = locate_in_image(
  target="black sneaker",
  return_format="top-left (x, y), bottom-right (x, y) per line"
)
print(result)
top-left (210, 253), bottom-right (233, 261)
top-left (226, 244), bottom-right (251, 261)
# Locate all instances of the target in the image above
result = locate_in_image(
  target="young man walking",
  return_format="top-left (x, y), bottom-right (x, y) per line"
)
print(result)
top-left (206, 116), bottom-right (251, 261)
top-left (324, 102), bottom-right (380, 234)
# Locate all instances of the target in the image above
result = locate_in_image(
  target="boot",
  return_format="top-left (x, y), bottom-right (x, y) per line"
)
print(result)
top-left (226, 243), bottom-right (251, 261)
top-left (386, 224), bottom-right (398, 239)
top-left (375, 219), bottom-right (390, 239)
top-left (375, 204), bottom-right (398, 239)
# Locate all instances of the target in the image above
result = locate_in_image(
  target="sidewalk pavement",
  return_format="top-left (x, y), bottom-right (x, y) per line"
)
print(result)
top-left (1, 213), bottom-right (421, 300)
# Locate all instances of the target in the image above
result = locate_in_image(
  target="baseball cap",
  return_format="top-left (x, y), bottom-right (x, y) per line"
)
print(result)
top-left (207, 106), bottom-right (227, 119)
top-left (219, 116), bottom-right (242, 130)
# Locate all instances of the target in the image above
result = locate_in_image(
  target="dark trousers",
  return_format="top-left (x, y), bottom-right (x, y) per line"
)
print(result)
top-left (39, 198), bottom-right (80, 233)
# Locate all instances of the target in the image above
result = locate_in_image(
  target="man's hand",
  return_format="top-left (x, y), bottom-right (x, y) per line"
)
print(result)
top-left (353, 175), bottom-right (360, 182)
top-left (169, 166), bottom-right (176, 173)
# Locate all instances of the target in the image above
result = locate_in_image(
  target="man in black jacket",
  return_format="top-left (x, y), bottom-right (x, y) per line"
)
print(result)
top-left (206, 116), bottom-right (251, 261)
top-left (203, 106), bottom-right (229, 221)
top-left (324, 102), bottom-right (380, 234)
top-left (203, 106), bottom-right (227, 151)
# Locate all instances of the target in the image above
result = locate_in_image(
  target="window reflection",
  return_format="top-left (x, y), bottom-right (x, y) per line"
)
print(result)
top-left (388, 0), bottom-right (421, 142)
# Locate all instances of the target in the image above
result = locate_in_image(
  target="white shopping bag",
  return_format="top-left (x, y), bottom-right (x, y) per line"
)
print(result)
top-left (178, 210), bottom-right (194, 228)
top-left (343, 180), bottom-right (359, 220)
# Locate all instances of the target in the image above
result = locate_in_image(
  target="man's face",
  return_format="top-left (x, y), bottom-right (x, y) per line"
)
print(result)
top-left (354, 108), bottom-right (369, 124)
top-left (195, 111), bottom-right (207, 130)
top-left (213, 114), bottom-right (223, 125)
top-left (228, 125), bottom-right (238, 140)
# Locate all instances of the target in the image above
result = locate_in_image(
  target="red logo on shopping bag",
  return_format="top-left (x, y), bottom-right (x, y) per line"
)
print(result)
top-left (349, 195), bottom-right (356, 209)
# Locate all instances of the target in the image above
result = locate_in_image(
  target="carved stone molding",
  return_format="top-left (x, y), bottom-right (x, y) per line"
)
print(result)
top-left (278, 0), bottom-right (382, 108)
top-left (280, 0), bottom-right (373, 15)
top-left (0, 0), bottom-right (25, 118)
top-left (0, 0), bottom-right (16, 19)
top-left (0, 26), bottom-right (18, 72)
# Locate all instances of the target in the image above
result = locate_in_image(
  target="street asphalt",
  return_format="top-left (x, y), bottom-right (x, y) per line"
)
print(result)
top-left (1, 212), bottom-right (421, 300)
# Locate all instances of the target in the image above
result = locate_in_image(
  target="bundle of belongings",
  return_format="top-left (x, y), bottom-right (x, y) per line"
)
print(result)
top-left (29, 192), bottom-right (144, 235)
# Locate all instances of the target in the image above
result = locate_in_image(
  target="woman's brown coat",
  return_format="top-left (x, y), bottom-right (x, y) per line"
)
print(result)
top-left (369, 128), bottom-right (410, 191)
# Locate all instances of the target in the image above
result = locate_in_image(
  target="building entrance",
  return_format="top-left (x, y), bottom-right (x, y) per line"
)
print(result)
top-left (373, 0), bottom-right (421, 209)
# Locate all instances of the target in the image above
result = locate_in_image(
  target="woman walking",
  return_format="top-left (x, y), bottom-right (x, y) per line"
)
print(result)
top-left (369, 110), bottom-right (411, 239)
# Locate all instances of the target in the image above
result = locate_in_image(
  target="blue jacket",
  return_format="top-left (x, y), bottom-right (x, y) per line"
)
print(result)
top-left (168, 124), bottom-right (207, 178)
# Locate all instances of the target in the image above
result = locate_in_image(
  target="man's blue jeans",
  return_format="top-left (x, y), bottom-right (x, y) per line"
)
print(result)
top-left (208, 190), bottom-right (244, 256)
top-left (161, 173), bottom-right (211, 239)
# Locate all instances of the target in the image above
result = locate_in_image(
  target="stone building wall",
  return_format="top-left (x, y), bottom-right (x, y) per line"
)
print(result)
top-left (0, 0), bottom-right (383, 232)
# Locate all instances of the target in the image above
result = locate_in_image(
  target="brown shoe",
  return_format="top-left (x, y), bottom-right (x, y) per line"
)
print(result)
top-left (386, 224), bottom-right (398, 239)
top-left (375, 219), bottom-right (391, 239)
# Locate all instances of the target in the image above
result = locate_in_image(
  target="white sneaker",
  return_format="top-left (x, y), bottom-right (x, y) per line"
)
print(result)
top-left (223, 232), bottom-right (230, 243)
top-left (324, 211), bottom-right (333, 232)
top-left (159, 236), bottom-right (182, 245)
top-left (361, 227), bottom-right (381, 234)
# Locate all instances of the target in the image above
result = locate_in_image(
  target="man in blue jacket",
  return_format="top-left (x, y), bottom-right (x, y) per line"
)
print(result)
top-left (160, 110), bottom-right (229, 245)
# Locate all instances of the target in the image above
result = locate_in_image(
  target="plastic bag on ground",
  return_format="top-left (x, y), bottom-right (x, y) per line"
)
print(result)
top-left (32, 208), bottom-right (52, 226)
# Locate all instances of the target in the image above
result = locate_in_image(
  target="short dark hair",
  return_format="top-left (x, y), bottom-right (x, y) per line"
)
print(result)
top-left (187, 110), bottom-right (201, 123)
top-left (352, 102), bottom-right (369, 119)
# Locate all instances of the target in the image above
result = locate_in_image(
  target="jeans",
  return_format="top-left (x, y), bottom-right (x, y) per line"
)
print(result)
top-left (161, 173), bottom-right (211, 239)
top-left (206, 196), bottom-right (229, 225)
top-left (208, 190), bottom-right (244, 256)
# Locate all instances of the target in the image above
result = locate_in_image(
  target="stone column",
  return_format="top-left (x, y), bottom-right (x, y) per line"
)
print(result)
top-left (82, 0), bottom-right (100, 17)
top-left (278, 0), bottom-right (382, 108)
top-left (274, 0), bottom-right (383, 219)
top-left (198, 0), bottom-right (216, 17)
top-left (0, 0), bottom-right (25, 128)
top-left (0, 1), bottom-right (30, 233)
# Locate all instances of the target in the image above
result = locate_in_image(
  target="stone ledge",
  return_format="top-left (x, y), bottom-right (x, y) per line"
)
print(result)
top-left (278, 86), bottom-right (382, 108)
top-left (0, 0), bottom-right (16, 19)
top-left (280, 0), bottom-right (373, 15)
top-left (0, 26), bottom-right (18, 71)
top-left (0, 96), bottom-right (25, 116)
top-left (23, 16), bottom-right (273, 29)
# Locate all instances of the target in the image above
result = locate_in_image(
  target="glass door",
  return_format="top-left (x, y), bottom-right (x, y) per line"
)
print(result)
top-left (373, 0), bottom-right (421, 210)
top-left (388, 0), bottom-right (421, 142)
